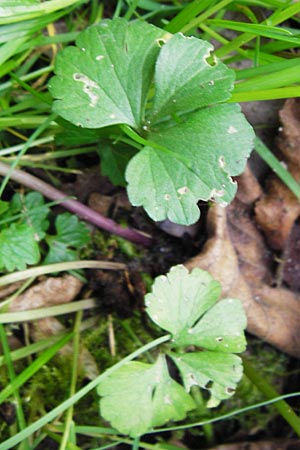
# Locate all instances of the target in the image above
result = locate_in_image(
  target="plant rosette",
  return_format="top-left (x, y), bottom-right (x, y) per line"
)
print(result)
top-left (49, 18), bottom-right (255, 226)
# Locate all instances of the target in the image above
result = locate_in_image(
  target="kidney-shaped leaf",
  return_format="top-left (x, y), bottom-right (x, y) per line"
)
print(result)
top-left (145, 265), bottom-right (221, 337)
top-left (97, 355), bottom-right (195, 437)
top-left (50, 19), bottom-right (166, 129)
top-left (170, 351), bottom-right (243, 407)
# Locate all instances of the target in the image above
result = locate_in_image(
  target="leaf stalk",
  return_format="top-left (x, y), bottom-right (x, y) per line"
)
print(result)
top-left (0, 161), bottom-right (152, 247)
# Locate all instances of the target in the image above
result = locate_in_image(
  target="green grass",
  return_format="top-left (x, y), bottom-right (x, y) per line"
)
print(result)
top-left (1, 1), bottom-right (300, 448)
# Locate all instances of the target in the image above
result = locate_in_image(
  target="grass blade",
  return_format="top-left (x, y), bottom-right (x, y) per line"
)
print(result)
top-left (0, 331), bottom-right (74, 404)
top-left (254, 136), bottom-right (300, 199)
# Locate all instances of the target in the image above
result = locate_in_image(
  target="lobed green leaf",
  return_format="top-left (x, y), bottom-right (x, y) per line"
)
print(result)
top-left (145, 265), bottom-right (221, 337)
top-left (44, 212), bottom-right (90, 264)
top-left (50, 19), bottom-right (166, 129)
top-left (97, 355), bottom-right (195, 437)
top-left (50, 18), bottom-right (254, 225)
top-left (170, 351), bottom-right (243, 407)
top-left (0, 224), bottom-right (40, 271)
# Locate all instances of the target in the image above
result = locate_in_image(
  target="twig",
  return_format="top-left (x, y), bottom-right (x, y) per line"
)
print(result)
top-left (0, 161), bottom-right (152, 247)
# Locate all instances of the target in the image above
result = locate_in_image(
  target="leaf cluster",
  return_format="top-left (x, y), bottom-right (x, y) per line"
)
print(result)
top-left (97, 265), bottom-right (247, 437)
top-left (0, 192), bottom-right (90, 271)
top-left (50, 18), bottom-right (254, 226)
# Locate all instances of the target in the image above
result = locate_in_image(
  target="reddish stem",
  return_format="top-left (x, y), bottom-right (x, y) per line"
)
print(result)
top-left (0, 162), bottom-right (152, 247)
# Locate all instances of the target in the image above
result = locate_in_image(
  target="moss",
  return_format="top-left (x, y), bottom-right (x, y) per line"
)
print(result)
top-left (23, 357), bottom-right (74, 422)
top-left (82, 313), bottom-right (158, 370)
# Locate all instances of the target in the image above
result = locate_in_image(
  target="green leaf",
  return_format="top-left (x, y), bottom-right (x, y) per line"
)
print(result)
top-left (53, 213), bottom-right (90, 246)
top-left (175, 298), bottom-right (247, 353)
top-left (55, 119), bottom-right (102, 146)
top-left (170, 351), bottom-right (243, 408)
top-left (146, 265), bottom-right (247, 352)
top-left (145, 264), bottom-right (247, 408)
top-left (43, 241), bottom-right (78, 265)
top-left (0, 201), bottom-right (9, 217)
top-left (126, 103), bottom-right (254, 225)
top-left (51, 18), bottom-right (254, 225)
top-left (0, 224), bottom-right (40, 271)
top-left (44, 213), bottom-right (90, 264)
top-left (145, 265), bottom-right (221, 337)
top-left (11, 192), bottom-right (49, 239)
top-left (97, 265), bottom-right (247, 435)
top-left (97, 355), bottom-right (195, 437)
top-left (50, 18), bottom-right (166, 129)
top-left (98, 142), bottom-right (137, 186)
top-left (150, 33), bottom-right (235, 123)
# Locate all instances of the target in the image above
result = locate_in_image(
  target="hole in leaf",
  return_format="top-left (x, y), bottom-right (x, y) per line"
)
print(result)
top-left (206, 380), bottom-right (213, 389)
top-left (205, 52), bottom-right (217, 67)
top-left (156, 38), bottom-right (166, 48)
top-left (225, 387), bottom-right (235, 394)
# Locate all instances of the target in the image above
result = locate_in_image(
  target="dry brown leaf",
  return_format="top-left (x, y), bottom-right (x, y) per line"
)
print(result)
top-left (8, 275), bottom-right (98, 379)
top-left (0, 282), bottom-right (23, 300)
top-left (255, 98), bottom-right (300, 250)
top-left (282, 223), bottom-right (300, 291)
top-left (185, 197), bottom-right (300, 357)
top-left (277, 98), bottom-right (300, 165)
top-left (9, 275), bottom-right (83, 312)
top-left (88, 192), bottom-right (113, 217)
top-left (255, 176), bottom-right (300, 250)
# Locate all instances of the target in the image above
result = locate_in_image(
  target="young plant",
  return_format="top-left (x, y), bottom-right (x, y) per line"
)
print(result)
top-left (97, 264), bottom-right (247, 437)
top-left (0, 192), bottom-right (90, 271)
top-left (49, 18), bottom-right (255, 226)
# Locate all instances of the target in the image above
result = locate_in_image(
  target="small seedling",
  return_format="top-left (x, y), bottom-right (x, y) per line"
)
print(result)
top-left (97, 264), bottom-right (247, 437)
top-left (0, 192), bottom-right (90, 271)
top-left (49, 18), bottom-right (255, 226)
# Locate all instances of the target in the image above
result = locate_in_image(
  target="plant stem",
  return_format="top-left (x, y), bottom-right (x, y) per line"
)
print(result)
top-left (0, 161), bottom-right (152, 247)
top-left (132, 437), bottom-right (140, 450)
top-left (0, 114), bottom-right (57, 197)
top-left (242, 356), bottom-right (300, 436)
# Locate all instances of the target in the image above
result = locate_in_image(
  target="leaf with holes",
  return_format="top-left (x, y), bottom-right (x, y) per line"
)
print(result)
top-left (169, 351), bottom-right (243, 408)
top-left (97, 355), bottom-right (195, 438)
top-left (145, 265), bottom-right (247, 407)
top-left (173, 297), bottom-right (247, 353)
top-left (97, 264), bottom-right (247, 436)
top-left (50, 18), bottom-right (166, 129)
top-left (145, 265), bottom-right (221, 337)
top-left (126, 103), bottom-right (253, 224)
top-left (50, 18), bottom-right (254, 225)
top-left (146, 265), bottom-right (247, 352)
